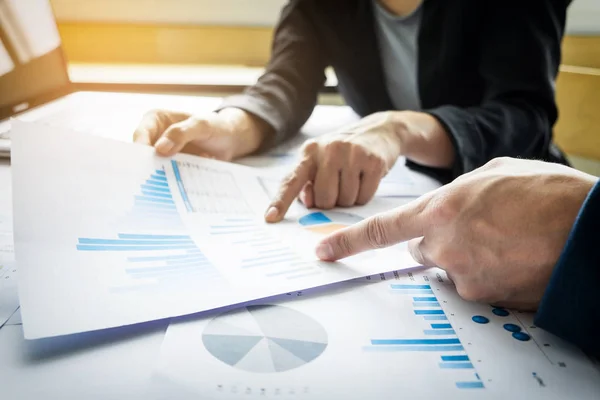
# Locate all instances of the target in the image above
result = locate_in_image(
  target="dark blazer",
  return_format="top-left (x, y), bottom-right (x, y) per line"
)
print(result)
top-left (218, 0), bottom-right (571, 181)
top-left (535, 180), bottom-right (600, 359)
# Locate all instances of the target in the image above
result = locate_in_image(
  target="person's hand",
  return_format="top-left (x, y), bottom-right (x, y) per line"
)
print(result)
top-left (315, 157), bottom-right (598, 310)
top-left (264, 111), bottom-right (454, 222)
top-left (133, 108), bottom-right (271, 161)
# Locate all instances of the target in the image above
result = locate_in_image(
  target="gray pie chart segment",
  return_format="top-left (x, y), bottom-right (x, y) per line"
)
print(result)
top-left (202, 305), bottom-right (328, 373)
top-left (202, 334), bottom-right (263, 366)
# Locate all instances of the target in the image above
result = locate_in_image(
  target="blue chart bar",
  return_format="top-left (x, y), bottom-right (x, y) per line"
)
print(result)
top-left (456, 382), bottom-right (484, 389)
top-left (171, 160), bottom-right (192, 212)
top-left (77, 244), bottom-right (196, 251)
top-left (441, 355), bottom-right (470, 362)
top-left (167, 257), bottom-right (207, 265)
top-left (440, 362), bottom-right (474, 369)
top-left (135, 196), bottom-right (175, 205)
top-left (414, 310), bottom-right (445, 315)
top-left (119, 234), bottom-right (190, 240)
top-left (78, 238), bottom-right (193, 245)
top-left (424, 315), bottom-right (448, 321)
top-left (413, 302), bottom-right (441, 307)
top-left (390, 289), bottom-right (435, 295)
top-left (424, 329), bottom-right (456, 335)
top-left (391, 284), bottom-right (431, 290)
top-left (413, 297), bottom-right (438, 302)
top-left (141, 184), bottom-right (170, 193)
top-left (151, 174), bottom-right (167, 181)
top-left (146, 179), bottom-right (168, 188)
top-left (364, 345), bottom-right (465, 352)
top-left (141, 190), bottom-right (173, 199)
top-left (431, 324), bottom-right (452, 329)
top-left (371, 339), bottom-right (460, 345)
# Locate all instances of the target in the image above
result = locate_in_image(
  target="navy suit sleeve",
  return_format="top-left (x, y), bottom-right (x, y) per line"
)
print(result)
top-left (534, 180), bottom-right (600, 358)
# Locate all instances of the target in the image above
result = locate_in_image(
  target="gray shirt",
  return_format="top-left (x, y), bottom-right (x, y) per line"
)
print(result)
top-left (373, 1), bottom-right (423, 111)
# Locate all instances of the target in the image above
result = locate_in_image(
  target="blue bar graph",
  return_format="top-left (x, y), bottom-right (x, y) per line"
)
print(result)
top-left (424, 329), bottom-right (456, 335)
top-left (391, 284), bottom-right (431, 289)
top-left (141, 190), bottom-right (173, 199)
top-left (77, 244), bottom-right (197, 251)
top-left (141, 184), bottom-right (170, 193)
top-left (413, 302), bottom-right (441, 307)
top-left (440, 362), bottom-right (474, 369)
top-left (371, 339), bottom-right (460, 345)
top-left (171, 160), bottom-right (192, 212)
top-left (135, 196), bottom-right (175, 205)
top-left (431, 324), bottom-right (452, 329)
top-left (363, 345), bottom-right (465, 352)
top-left (413, 297), bottom-right (437, 302)
top-left (455, 382), bottom-right (484, 389)
top-left (146, 179), bottom-right (168, 187)
top-left (414, 310), bottom-right (445, 315)
top-left (441, 355), bottom-right (469, 362)
top-left (78, 238), bottom-right (193, 245)
top-left (150, 174), bottom-right (167, 181)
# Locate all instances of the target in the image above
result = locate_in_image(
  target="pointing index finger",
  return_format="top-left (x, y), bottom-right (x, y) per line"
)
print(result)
top-left (265, 155), bottom-right (317, 223)
top-left (316, 198), bottom-right (428, 261)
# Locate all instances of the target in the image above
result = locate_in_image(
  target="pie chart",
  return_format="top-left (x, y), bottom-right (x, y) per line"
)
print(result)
top-left (298, 211), bottom-right (363, 235)
top-left (202, 305), bottom-right (328, 373)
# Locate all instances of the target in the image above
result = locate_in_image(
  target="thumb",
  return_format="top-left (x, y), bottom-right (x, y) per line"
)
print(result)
top-left (155, 117), bottom-right (212, 156)
top-left (315, 200), bottom-right (426, 261)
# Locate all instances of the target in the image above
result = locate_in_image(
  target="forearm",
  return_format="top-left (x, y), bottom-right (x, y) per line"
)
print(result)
top-left (216, 0), bottom-right (326, 149)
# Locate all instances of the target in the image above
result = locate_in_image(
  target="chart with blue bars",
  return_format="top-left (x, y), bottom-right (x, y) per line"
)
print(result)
top-left (206, 218), bottom-right (323, 281)
top-left (363, 283), bottom-right (484, 390)
top-left (122, 168), bottom-right (185, 231)
top-left (76, 233), bottom-right (219, 288)
top-left (171, 160), bottom-right (251, 215)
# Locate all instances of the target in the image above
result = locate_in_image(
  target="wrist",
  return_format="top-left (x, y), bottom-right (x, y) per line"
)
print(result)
top-left (219, 107), bottom-right (272, 157)
top-left (390, 111), bottom-right (455, 168)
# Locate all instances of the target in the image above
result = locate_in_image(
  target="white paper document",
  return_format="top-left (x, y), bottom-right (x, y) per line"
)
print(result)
top-left (151, 268), bottom-right (600, 400)
top-left (11, 121), bottom-right (416, 339)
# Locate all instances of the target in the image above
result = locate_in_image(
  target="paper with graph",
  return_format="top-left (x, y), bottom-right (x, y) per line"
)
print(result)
top-left (150, 268), bottom-right (600, 400)
top-left (11, 121), bottom-right (415, 339)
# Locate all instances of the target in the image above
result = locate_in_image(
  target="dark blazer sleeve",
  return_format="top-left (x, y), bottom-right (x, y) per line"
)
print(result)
top-left (216, 0), bottom-right (326, 148)
top-left (534, 180), bottom-right (600, 358)
top-left (426, 0), bottom-right (568, 177)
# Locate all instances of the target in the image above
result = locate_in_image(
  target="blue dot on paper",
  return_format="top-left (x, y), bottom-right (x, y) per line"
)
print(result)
top-left (512, 332), bottom-right (531, 342)
top-left (492, 308), bottom-right (510, 317)
top-left (503, 323), bottom-right (522, 333)
top-left (472, 315), bottom-right (489, 324)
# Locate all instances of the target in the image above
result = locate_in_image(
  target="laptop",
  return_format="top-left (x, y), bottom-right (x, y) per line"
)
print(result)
top-left (0, 0), bottom-right (220, 158)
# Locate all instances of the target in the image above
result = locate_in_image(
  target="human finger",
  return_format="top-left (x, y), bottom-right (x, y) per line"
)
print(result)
top-left (154, 117), bottom-right (213, 157)
top-left (315, 200), bottom-right (427, 261)
top-left (407, 237), bottom-right (438, 267)
top-left (265, 155), bottom-right (317, 223)
top-left (133, 110), bottom-right (188, 146)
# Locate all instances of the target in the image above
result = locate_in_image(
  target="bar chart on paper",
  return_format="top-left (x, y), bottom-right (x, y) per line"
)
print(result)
top-left (154, 268), bottom-right (600, 400)
top-left (171, 160), bottom-right (252, 215)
